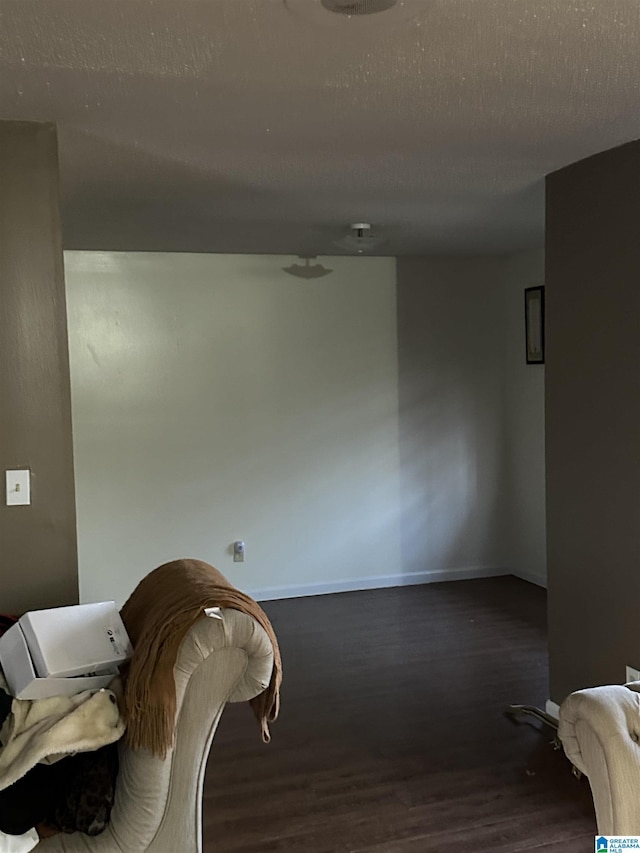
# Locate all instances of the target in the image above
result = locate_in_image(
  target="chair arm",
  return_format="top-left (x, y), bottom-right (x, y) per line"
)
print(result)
top-left (559, 685), bottom-right (640, 835)
top-left (37, 608), bottom-right (274, 852)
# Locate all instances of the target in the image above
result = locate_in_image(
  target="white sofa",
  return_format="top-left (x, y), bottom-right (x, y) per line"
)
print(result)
top-left (558, 682), bottom-right (640, 835)
top-left (36, 608), bottom-right (274, 852)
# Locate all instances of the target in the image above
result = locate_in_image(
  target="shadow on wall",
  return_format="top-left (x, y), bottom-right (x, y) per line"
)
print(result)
top-left (399, 375), bottom-right (507, 579)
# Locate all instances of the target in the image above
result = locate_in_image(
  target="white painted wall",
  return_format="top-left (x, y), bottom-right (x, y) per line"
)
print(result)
top-left (65, 249), bottom-right (546, 605)
top-left (64, 252), bottom-right (402, 604)
top-left (396, 257), bottom-right (510, 581)
top-left (502, 249), bottom-right (547, 586)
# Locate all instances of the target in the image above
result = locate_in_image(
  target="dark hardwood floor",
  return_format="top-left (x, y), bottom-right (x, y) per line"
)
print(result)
top-left (203, 577), bottom-right (595, 852)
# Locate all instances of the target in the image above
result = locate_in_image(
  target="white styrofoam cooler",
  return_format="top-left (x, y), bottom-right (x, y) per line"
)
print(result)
top-left (0, 601), bottom-right (133, 699)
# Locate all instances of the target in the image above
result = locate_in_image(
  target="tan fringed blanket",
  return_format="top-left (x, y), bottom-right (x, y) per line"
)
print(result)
top-left (120, 559), bottom-right (282, 757)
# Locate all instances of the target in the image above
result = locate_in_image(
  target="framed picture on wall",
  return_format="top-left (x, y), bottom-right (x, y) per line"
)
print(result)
top-left (525, 286), bottom-right (545, 364)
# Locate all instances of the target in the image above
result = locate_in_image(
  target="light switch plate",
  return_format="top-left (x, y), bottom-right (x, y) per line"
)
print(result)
top-left (6, 469), bottom-right (31, 506)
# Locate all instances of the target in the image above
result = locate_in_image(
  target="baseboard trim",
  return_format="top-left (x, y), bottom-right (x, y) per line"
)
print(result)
top-left (545, 699), bottom-right (560, 720)
top-left (511, 569), bottom-right (547, 589)
top-left (248, 566), bottom-right (509, 602)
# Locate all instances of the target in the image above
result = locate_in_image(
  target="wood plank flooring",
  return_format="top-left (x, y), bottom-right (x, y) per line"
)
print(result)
top-left (203, 577), bottom-right (595, 852)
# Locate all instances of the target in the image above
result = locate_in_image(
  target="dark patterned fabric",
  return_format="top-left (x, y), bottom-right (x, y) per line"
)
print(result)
top-left (0, 744), bottom-right (118, 837)
top-left (50, 743), bottom-right (118, 836)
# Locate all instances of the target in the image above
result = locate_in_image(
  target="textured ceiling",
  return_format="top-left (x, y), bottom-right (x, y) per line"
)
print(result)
top-left (1, 0), bottom-right (640, 255)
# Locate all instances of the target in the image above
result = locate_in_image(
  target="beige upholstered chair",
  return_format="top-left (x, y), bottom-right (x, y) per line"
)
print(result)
top-left (559, 682), bottom-right (640, 835)
top-left (37, 608), bottom-right (274, 852)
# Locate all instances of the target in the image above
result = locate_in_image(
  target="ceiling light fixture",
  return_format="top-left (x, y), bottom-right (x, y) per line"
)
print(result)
top-left (282, 256), bottom-right (333, 279)
top-left (334, 222), bottom-right (387, 254)
top-left (321, 0), bottom-right (397, 15)
top-left (283, 0), bottom-right (401, 28)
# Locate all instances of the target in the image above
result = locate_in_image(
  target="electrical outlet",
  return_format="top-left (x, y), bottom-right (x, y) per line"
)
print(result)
top-left (626, 665), bottom-right (640, 683)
